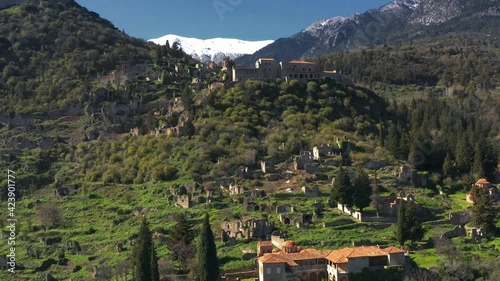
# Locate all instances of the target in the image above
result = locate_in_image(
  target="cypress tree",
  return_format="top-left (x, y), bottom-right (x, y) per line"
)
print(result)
top-left (198, 213), bottom-right (219, 281)
top-left (378, 120), bottom-right (384, 147)
top-left (151, 246), bottom-right (160, 281)
top-left (168, 213), bottom-right (194, 247)
top-left (443, 153), bottom-right (453, 177)
top-left (396, 200), bottom-right (407, 247)
top-left (330, 166), bottom-right (353, 207)
top-left (472, 143), bottom-right (485, 179)
top-left (181, 84), bottom-right (192, 113)
top-left (353, 168), bottom-right (371, 212)
top-left (405, 202), bottom-right (424, 245)
top-left (472, 187), bottom-right (497, 233)
top-left (370, 171), bottom-right (384, 217)
top-left (133, 217), bottom-right (159, 281)
top-left (455, 133), bottom-right (473, 173)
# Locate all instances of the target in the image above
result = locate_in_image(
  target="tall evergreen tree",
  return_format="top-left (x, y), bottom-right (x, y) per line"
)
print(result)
top-left (385, 123), bottom-right (400, 156)
top-left (378, 120), bottom-right (384, 147)
top-left (151, 246), bottom-right (160, 281)
top-left (353, 168), bottom-right (372, 212)
top-left (442, 153), bottom-right (453, 177)
top-left (168, 212), bottom-right (194, 247)
top-left (471, 187), bottom-right (497, 233)
top-left (472, 143), bottom-right (485, 179)
top-left (181, 84), bottom-right (193, 113)
top-left (133, 217), bottom-right (159, 281)
top-left (198, 214), bottom-right (219, 281)
top-left (455, 133), bottom-right (473, 173)
top-left (396, 200), bottom-right (407, 247)
top-left (370, 171), bottom-right (384, 217)
top-left (329, 166), bottom-right (353, 207)
top-left (405, 202), bottom-right (424, 245)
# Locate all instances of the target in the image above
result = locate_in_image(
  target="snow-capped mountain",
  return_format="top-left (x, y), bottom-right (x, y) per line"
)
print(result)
top-left (149, 34), bottom-right (273, 64)
top-left (236, 0), bottom-right (499, 65)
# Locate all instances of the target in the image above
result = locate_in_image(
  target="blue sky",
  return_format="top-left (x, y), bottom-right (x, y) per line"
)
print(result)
top-left (76, 0), bottom-right (392, 41)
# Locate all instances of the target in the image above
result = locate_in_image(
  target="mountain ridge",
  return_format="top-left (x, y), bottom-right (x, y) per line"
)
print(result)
top-left (149, 34), bottom-right (273, 64)
top-left (236, 0), bottom-right (500, 65)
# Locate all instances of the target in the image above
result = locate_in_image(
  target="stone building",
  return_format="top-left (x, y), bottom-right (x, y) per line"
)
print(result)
top-left (99, 70), bottom-right (129, 86)
top-left (380, 192), bottom-right (422, 217)
top-left (294, 151), bottom-right (314, 170)
top-left (466, 178), bottom-right (499, 203)
top-left (176, 195), bottom-right (192, 209)
top-left (257, 241), bottom-right (406, 281)
top-left (232, 58), bottom-right (340, 83)
top-left (313, 144), bottom-right (337, 161)
top-left (281, 60), bottom-right (319, 82)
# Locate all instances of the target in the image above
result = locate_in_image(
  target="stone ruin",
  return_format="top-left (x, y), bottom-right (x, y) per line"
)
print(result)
top-left (175, 195), bottom-right (192, 209)
top-left (276, 204), bottom-right (293, 214)
top-left (382, 191), bottom-right (423, 217)
top-left (271, 230), bottom-right (288, 249)
top-left (302, 185), bottom-right (320, 198)
top-left (184, 182), bottom-right (201, 193)
top-left (260, 160), bottom-right (275, 174)
top-left (243, 197), bottom-right (261, 212)
top-left (440, 225), bottom-right (466, 239)
top-left (313, 144), bottom-right (337, 161)
top-left (236, 167), bottom-right (253, 179)
top-left (278, 214), bottom-right (313, 228)
top-left (466, 226), bottom-right (486, 243)
top-left (228, 184), bottom-right (245, 196)
top-left (244, 189), bottom-right (266, 200)
top-left (449, 211), bottom-right (472, 225)
top-left (64, 240), bottom-right (81, 253)
top-left (220, 217), bottom-right (274, 242)
top-left (397, 165), bottom-right (428, 187)
top-left (293, 151), bottom-right (314, 170)
top-left (52, 185), bottom-right (73, 199)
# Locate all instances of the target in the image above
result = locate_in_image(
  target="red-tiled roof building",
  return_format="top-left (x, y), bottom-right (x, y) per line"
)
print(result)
top-left (257, 241), bottom-right (406, 281)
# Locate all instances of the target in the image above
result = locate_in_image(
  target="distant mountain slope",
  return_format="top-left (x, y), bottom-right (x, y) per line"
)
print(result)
top-left (149, 34), bottom-right (273, 64)
top-left (236, 0), bottom-right (500, 65)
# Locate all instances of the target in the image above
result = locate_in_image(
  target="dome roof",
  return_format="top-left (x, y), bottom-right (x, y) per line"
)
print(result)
top-left (476, 178), bottom-right (490, 185)
top-left (282, 240), bottom-right (296, 247)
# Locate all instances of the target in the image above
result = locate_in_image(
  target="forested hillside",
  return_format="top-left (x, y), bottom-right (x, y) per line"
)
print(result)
top-left (0, 1), bottom-right (499, 281)
top-left (318, 34), bottom-right (500, 91)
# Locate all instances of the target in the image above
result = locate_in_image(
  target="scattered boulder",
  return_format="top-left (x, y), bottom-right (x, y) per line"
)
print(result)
top-left (117, 242), bottom-right (124, 253)
top-left (34, 258), bottom-right (57, 272)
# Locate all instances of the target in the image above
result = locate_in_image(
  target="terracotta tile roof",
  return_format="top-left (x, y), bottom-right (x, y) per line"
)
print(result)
top-left (259, 253), bottom-right (299, 266)
top-left (259, 245), bottom-right (396, 266)
top-left (258, 254), bottom-right (288, 264)
top-left (476, 178), bottom-right (490, 185)
top-left (282, 240), bottom-right (296, 247)
top-left (326, 246), bottom-right (389, 263)
top-left (381, 246), bottom-right (406, 254)
top-left (277, 249), bottom-right (330, 261)
top-left (258, 241), bottom-right (273, 247)
top-left (288, 60), bottom-right (316, 65)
